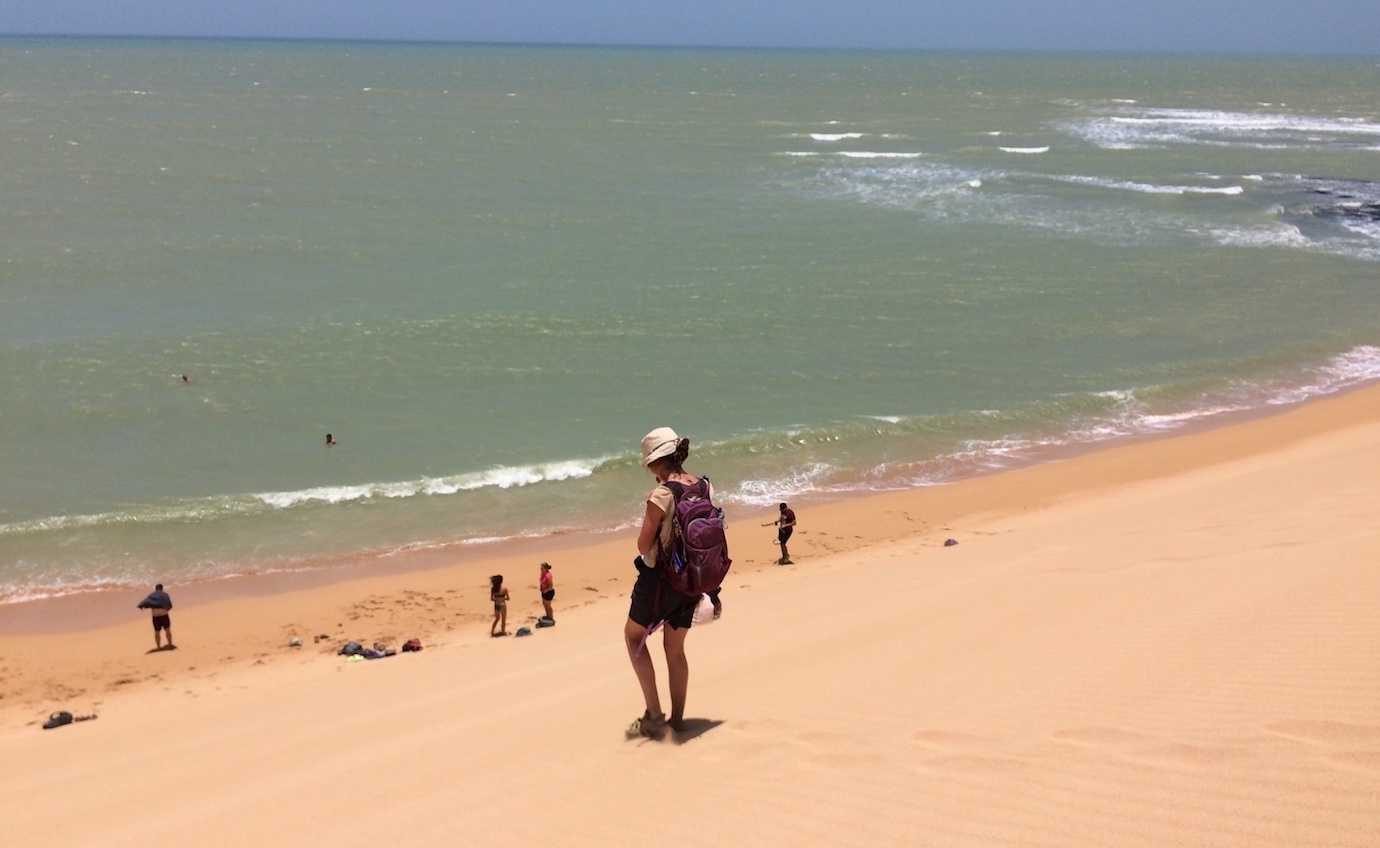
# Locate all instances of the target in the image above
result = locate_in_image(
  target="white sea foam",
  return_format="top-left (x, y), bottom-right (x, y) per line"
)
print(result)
top-left (1066, 107), bottom-right (1380, 150)
top-left (806, 160), bottom-right (996, 214)
top-left (1107, 110), bottom-right (1380, 135)
top-left (727, 462), bottom-right (837, 506)
top-left (1051, 175), bottom-right (1245, 195)
top-left (1111, 98), bottom-right (1139, 104)
top-left (1261, 346), bottom-right (1380, 406)
top-left (862, 415), bottom-right (904, 424)
top-left (1210, 223), bottom-right (1314, 250)
top-left (986, 131), bottom-right (1003, 136)
top-left (835, 151), bottom-right (924, 159)
top-left (1243, 174), bottom-right (1264, 181)
top-left (1000, 146), bottom-right (1050, 154)
top-left (810, 132), bottom-right (866, 142)
top-left (1340, 219), bottom-right (1380, 241)
top-left (775, 151), bottom-right (821, 157)
top-left (39, 457), bottom-right (614, 513)
top-left (967, 179), bottom-right (983, 188)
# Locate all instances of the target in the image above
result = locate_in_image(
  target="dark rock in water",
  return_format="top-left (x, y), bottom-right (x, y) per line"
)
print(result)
top-left (1290, 176), bottom-right (1380, 229)
top-left (944, 538), bottom-right (959, 547)
top-left (1313, 202), bottom-right (1380, 223)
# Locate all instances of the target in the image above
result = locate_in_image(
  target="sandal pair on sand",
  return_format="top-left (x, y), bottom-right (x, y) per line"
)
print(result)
top-left (625, 711), bottom-right (685, 740)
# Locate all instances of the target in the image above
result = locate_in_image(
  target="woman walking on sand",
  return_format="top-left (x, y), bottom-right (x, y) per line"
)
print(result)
top-left (490, 574), bottom-right (509, 637)
top-left (624, 427), bottom-right (709, 738)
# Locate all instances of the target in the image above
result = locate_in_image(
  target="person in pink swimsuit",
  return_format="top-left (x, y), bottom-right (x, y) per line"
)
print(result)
top-left (539, 562), bottom-right (555, 623)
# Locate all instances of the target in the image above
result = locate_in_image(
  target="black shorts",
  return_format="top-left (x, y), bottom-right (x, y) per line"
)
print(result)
top-left (152, 614), bottom-right (171, 632)
top-left (628, 568), bottom-right (696, 630)
top-left (541, 589), bottom-right (555, 602)
top-left (778, 526), bottom-right (794, 544)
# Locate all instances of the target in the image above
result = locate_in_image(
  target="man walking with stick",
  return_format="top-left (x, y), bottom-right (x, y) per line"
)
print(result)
top-left (764, 502), bottom-right (797, 565)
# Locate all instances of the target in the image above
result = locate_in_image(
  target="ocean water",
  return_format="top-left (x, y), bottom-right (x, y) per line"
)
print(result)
top-left (3, 39), bottom-right (1379, 602)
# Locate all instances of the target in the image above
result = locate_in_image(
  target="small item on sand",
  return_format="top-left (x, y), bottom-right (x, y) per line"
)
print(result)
top-left (514, 626), bottom-right (532, 637)
top-left (625, 711), bottom-right (666, 740)
top-left (288, 637), bottom-right (303, 648)
top-left (314, 634), bottom-right (329, 643)
top-left (42, 711), bottom-right (97, 731)
top-left (944, 538), bottom-right (959, 547)
top-left (401, 638), bottom-right (423, 652)
top-left (346, 654), bottom-right (365, 663)
top-left (535, 617), bottom-right (555, 628)
top-left (339, 641), bottom-right (364, 656)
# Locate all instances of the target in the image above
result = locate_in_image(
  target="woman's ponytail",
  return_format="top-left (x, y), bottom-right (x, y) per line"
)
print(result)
top-left (673, 437), bottom-right (690, 464)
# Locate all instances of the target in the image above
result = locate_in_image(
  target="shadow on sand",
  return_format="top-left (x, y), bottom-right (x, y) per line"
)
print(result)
top-left (144, 645), bottom-right (177, 654)
top-left (673, 718), bottom-right (724, 744)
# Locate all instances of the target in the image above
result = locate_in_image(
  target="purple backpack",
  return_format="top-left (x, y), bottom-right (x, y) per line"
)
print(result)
top-left (660, 477), bottom-right (732, 596)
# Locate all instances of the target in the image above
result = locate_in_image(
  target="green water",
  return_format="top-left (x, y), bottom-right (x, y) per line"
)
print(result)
top-left (2, 39), bottom-right (1379, 600)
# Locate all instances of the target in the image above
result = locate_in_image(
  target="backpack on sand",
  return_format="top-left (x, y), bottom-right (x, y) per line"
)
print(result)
top-left (660, 477), bottom-right (731, 596)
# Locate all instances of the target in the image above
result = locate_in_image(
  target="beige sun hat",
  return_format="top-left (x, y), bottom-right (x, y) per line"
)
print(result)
top-left (640, 427), bottom-right (681, 467)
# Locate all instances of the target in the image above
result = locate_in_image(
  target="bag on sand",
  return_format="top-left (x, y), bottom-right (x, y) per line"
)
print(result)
top-left (661, 477), bottom-right (731, 596)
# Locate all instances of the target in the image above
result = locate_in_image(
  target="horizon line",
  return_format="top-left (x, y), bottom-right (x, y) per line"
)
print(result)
top-left (0, 31), bottom-right (1376, 59)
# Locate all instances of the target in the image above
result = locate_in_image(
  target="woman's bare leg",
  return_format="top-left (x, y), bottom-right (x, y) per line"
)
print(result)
top-left (543, 599), bottom-right (553, 620)
top-left (500, 607), bottom-right (507, 634)
top-left (491, 611), bottom-right (499, 636)
top-left (624, 618), bottom-right (662, 717)
top-left (663, 625), bottom-right (689, 727)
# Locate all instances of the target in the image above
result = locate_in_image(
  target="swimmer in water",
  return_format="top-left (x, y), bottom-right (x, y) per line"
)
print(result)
top-left (326, 433), bottom-right (337, 447)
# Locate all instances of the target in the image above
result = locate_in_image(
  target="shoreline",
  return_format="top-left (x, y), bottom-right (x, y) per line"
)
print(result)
top-left (6, 345), bottom-right (1379, 612)
top-left (5, 374), bottom-right (1378, 631)
top-left (2, 381), bottom-right (1379, 721)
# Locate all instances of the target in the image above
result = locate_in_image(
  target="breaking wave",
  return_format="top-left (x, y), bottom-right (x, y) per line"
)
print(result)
top-left (1065, 106), bottom-right (1380, 151)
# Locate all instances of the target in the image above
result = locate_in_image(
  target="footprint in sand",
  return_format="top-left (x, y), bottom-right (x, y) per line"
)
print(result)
top-left (925, 754), bottom-right (1031, 774)
top-left (1051, 727), bottom-right (1152, 748)
top-left (806, 749), bottom-right (887, 768)
top-left (1266, 720), bottom-right (1380, 745)
top-left (1128, 742), bottom-right (1251, 768)
top-left (911, 730), bottom-right (993, 752)
top-left (1327, 750), bottom-right (1380, 772)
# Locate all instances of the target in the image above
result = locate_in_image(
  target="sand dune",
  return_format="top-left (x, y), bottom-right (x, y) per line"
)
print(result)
top-left (4, 388), bottom-right (1380, 845)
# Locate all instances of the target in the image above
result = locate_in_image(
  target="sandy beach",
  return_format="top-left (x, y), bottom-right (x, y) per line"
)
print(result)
top-left (5, 385), bottom-right (1380, 845)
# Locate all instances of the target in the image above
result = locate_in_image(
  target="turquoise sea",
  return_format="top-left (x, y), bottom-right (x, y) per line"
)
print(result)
top-left (2, 39), bottom-right (1379, 602)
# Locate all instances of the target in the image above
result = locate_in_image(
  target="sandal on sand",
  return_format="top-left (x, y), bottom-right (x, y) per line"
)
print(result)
top-left (625, 711), bottom-right (667, 740)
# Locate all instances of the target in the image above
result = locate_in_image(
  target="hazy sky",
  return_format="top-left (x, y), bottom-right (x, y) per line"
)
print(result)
top-left (2, 1), bottom-right (1377, 54)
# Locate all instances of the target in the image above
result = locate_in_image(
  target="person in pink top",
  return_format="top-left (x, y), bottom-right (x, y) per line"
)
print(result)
top-left (539, 562), bottom-right (555, 623)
